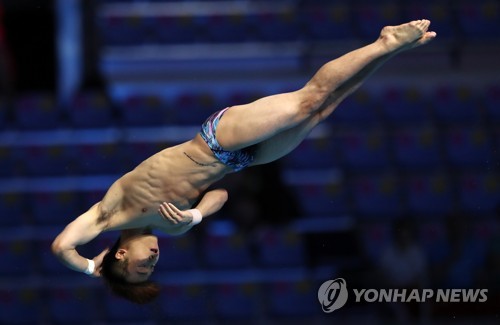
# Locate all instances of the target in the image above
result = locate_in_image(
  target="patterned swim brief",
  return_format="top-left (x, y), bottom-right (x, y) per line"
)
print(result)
top-left (200, 107), bottom-right (255, 172)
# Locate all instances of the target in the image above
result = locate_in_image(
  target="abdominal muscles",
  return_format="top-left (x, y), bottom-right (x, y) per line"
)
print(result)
top-left (121, 148), bottom-right (220, 215)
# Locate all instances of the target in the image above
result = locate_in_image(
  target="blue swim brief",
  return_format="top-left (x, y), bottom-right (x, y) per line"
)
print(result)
top-left (200, 107), bottom-right (255, 172)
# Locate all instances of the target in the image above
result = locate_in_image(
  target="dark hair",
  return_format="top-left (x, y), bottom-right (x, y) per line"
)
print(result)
top-left (100, 237), bottom-right (160, 304)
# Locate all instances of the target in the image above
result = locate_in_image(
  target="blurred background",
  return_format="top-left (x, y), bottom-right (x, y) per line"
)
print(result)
top-left (0, 0), bottom-right (499, 324)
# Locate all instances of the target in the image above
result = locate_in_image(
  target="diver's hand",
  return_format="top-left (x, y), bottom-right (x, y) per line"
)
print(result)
top-left (158, 202), bottom-right (193, 225)
top-left (90, 247), bottom-right (109, 277)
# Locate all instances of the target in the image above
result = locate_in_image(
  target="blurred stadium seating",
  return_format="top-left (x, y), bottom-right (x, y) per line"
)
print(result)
top-left (404, 171), bottom-right (455, 217)
top-left (202, 220), bottom-right (253, 268)
top-left (351, 172), bottom-right (404, 218)
top-left (69, 91), bottom-right (115, 128)
top-left (46, 284), bottom-right (101, 324)
top-left (0, 287), bottom-right (43, 324)
top-left (155, 232), bottom-right (200, 270)
top-left (391, 125), bottom-right (444, 171)
top-left (0, 191), bottom-right (29, 227)
top-left (359, 222), bottom-right (391, 263)
top-left (443, 125), bottom-right (494, 169)
top-left (380, 85), bottom-right (432, 126)
top-left (432, 85), bottom-right (483, 124)
top-left (212, 281), bottom-right (262, 319)
top-left (286, 169), bottom-right (350, 217)
top-left (158, 283), bottom-right (212, 321)
top-left (266, 278), bottom-right (319, 318)
top-left (456, 0), bottom-right (500, 40)
top-left (255, 227), bottom-right (305, 267)
top-left (457, 171), bottom-right (500, 216)
top-left (339, 127), bottom-right (392, 171)
top-left (0, 236), bottom-right (37, 277)
top-left (13, 93), bottom-right (60, 130)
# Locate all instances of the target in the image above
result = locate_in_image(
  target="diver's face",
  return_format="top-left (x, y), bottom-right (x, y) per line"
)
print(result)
top-left (115, 235), bottom-right (160, 283)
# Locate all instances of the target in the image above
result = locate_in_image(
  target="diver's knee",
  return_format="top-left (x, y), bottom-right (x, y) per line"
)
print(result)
top-left (296, 86), bottom-right (327, 117)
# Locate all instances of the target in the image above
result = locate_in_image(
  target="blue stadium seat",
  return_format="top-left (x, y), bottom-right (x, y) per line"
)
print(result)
top-left (432, 85), bottom-right (482, 124)
top-left (266, 278), bottom-right (318, 318)
top-left (282, 136), bottom-right (340, 169)
top-left (380, 86), bottom-right (432, 126)
top-left (255, 228), bottom-right (305, 267)
top-left (202, 221), bottom-right (253, 268)
top-left (253, 11), bottom-right (301, 42)
top-left (484, 84), bottom-right (500, 123)
top-left (473, 219), bottom-right (497, 247)
top-left (457, 0), bottom-right (500, 40)
top-left (16, 145), bottom-right (78, 177)
top-left (69, 92), bottom-right (114, 128)
top-left (121, 141), bottom-right (166, 169)
top-left (351, 172), bottom-right (403, 218)
top-left (392, 126), bottom-right (443, 170)
top-left (119, 94), bottom-right (170, 127)
top-left (46, 284), bottom-right (100, 324)
top-left (495, 128), bottom-right (500, 163)
top-left (404, 172), bottom-right (454, 216)
top-left (304, 3), bottom-right (355, 40)
top-left (457, 171), bottom-right (500, 216)
top-left (213, 282), bottom-right (262, 319)
top-left (355, 1), bottom-right (402, 40)
top-left (402, 1), bottom-right (455, 39)
top-left (0, 98), bottom-right (7, 130)
top-left (14, 93), bottom-right (60, 129)
top-left (289, 178), bottom-right (350, 217)
top-left (0, 192), bottom-right (29, 227)
top-left (201, 14), bottom-right (252, 43)
top-left (0, 145), bottom-right (24, 177)
top-left (0, 238), bottom-right (36, 276)
top-left (359, 222), bottom-right (391, 263)
top-left (80, 189), bottom-right (107, 211)
top-left (418, 221), bottom-right (448, 264)
top-left (339, 127), bottom-right (391, 171)
top-left (225, 89), bottom-right (267, 108)
top-left (158, 283), bottom-right (212, 321)
top-left (333, 90), bottom-right (380, 126)
top-left (155, 233), bottom-right (199, 271)
top-left (174, 92), bottom-right (217, 125)
top-left (75, 143), bottom-right (126, 175)
top-left (443, 125), bottom-right (494, 169)
top-left (154, 15), bottom-right (198, 44)
top-left (30, 191), bottom-right (81, 226)
top-left (0, 288), bottom-right (43, 324)
top-left (98, 15), bottom-right (148, 46)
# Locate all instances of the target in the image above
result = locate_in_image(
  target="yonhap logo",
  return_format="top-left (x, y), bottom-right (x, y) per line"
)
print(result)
top-left (318, 277), bottom-right (488, 314)
top-left (317, 278), bottom-right (348, 313)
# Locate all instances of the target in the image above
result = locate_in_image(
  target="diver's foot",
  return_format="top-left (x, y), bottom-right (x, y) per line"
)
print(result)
top-left (378, 19), bottom-right (436, 53)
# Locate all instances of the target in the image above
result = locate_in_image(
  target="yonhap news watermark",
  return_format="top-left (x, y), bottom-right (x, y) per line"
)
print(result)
top-left (318, 277), bottom-right (488, 313)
